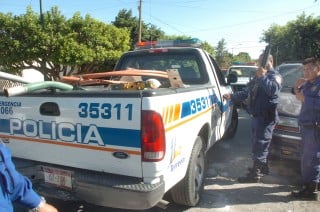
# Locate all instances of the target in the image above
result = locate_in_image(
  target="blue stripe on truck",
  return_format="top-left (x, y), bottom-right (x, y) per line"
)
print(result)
top-left (0, 118), bottom-right (140, 148)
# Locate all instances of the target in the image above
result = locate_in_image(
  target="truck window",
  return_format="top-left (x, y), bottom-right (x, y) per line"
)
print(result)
top-left (208, 55), bottom-right (227, 86)
top-left (117, 52), bottom-right (209, 84)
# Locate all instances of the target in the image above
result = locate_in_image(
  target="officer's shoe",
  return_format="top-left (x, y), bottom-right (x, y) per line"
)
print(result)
top-left (291, 183), bottom-right (319, 201)
top-left (247, 164), bottom-right (269, 175)
top-left (238, 169), bottom-right (263, 183)
top-left (248, 162), bottom-right (269, 175)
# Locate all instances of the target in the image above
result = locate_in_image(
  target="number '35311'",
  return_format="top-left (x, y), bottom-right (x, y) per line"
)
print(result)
top-left (78, 103), bottom-right (133, 120)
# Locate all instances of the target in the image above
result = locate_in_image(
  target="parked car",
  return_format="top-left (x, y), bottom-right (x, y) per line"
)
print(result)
top-left (226, 65), bottom-right (258, 92)
top-left (270, 62), bottom-right (303, 161)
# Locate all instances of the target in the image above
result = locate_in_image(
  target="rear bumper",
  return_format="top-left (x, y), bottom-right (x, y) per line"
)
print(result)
top-left (270, 130), bottom-right (301, 161)
top-left (13, 158), bottom-right (165, 210)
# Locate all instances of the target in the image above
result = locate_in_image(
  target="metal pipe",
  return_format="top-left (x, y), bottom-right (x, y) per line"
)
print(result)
top-left (0, 71), bottom-right (34, 84)
top-left (4, 81), bottom-right (74, 97)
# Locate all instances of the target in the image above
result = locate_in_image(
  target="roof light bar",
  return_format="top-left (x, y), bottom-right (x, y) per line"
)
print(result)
top-left (135, 38), bottom-right (202, 49)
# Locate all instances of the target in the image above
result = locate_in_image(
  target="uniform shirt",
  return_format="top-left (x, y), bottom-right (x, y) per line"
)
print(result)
top-left (0, 142), bottom-right (41, 212)
top-left (231, 68), bottom-right (282, 115)
top-left (298, 76), bottom-right (320, 126)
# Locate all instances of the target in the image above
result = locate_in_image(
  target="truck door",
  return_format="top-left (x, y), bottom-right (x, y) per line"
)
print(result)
top-left (207, 54), bottom-right (234, 139)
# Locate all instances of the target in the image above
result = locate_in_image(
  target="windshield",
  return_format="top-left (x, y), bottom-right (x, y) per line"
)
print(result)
top-left (228, 66), bottom-right (257, 77)
top-left (117, 51), bottom-right (209, 84)
top-left (277, 64), bottom-right (303, 92)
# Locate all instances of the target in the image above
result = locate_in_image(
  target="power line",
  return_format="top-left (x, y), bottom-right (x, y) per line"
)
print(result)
top-left (145, 2), bottom-right (319, 35)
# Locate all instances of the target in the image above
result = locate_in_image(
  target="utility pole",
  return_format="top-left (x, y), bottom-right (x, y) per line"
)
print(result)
top-left (39, 0), bottom-right (46, 77)
top-left (39, 0), bottom-right (44, 28)
top-left (138, 0), bottom-right (142, 43)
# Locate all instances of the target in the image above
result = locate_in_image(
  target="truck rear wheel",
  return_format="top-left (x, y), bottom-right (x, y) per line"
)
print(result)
top-left (170, 136), bottom-right (205, 206)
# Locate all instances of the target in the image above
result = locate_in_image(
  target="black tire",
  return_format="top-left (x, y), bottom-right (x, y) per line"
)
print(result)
top-left (170, 136), bottom-right (205, 206)
top-left (223, 107), bottom-right (238, 140)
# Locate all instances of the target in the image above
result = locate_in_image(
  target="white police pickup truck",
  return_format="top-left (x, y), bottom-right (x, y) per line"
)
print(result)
top-left (0, 38), bottom-right (238, 210)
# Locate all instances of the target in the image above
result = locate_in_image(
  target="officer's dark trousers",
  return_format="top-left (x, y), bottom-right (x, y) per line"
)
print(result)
top-left (251, 116), bottom-right (276, 163)
top-left (300, 126), bottom-right (320, 184)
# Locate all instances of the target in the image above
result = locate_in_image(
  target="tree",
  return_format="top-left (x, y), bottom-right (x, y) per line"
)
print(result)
top-left (0, 8), bottom-right (44, 74)
top-left (112, 9), bottom-right (138, 49)
top-left (58, 12), bottom-right (130, 76)
top-left (233, 52), bottom-right (251, 63)
top-left (0, 7), bottom-right (130, 79)
top-left (262, 13), bottom-right (320, 64)
top-left (215, 39), bottom-right (232, 69)
top-left (112, 9), bottom-right (164, 49)
top-left (201, 41), bottom-right (215, 57)
top-left (142, 23), bottom-right (164, 42)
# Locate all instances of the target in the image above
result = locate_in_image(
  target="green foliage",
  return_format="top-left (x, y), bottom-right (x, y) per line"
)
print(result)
top-left (262, 13), bottom-right (320, 65)
top-left (142, 23), bottom-right (164, 43)
top-left (233, 52), bottom-right (251, 63)
top-left (0, 7), bottom-right (43, 74)
top-left (2, 5), bottom-right (318, 81)
top-left (0, 6), bottom-right (130, 79)
top-left (215, 39), bottom-right (233, 69)
top-left (112, 9), bottom-right (138, 49)
top-left (58, 12), bottom-right (130, 76)
top-left (201, 41), bottom-right (215, 56)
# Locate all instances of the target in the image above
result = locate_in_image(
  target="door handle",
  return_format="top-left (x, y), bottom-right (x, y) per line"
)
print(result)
top-left (40, 102), bottom-right (60, 116)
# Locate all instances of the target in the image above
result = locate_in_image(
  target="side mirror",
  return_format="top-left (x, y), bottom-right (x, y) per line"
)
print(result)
top-left (227, 73), bottom-right (237, 84)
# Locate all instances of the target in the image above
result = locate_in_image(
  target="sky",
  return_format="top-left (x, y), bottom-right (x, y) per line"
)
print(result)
top-left (0, 0), bottom-right (319, 59)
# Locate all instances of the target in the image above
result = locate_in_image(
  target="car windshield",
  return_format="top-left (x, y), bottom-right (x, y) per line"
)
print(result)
top-left (228, 66), bottom-right (257, 77)
top-left (277, 64), bottom-right (303, 92)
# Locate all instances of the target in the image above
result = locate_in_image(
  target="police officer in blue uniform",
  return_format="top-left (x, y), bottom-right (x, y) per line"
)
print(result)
top-left (291, 57), bottom-right (320, 201)
top-left (0, 142), bottom-right (57, 212)
top-left (224, 53), bottom-right (282, 183)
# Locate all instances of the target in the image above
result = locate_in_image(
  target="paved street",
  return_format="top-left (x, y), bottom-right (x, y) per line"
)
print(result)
top-left (180, 110), bottom-right (318, 212)
top-left (14, 110), bottom-right (319, 211)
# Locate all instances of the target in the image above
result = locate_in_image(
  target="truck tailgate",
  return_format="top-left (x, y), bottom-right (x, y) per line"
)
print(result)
top-left (0, 95), bottom-right (143, 177)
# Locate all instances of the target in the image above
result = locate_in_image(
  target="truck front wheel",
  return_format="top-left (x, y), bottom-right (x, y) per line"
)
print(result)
top-left (170, 136), bottom-right (205, 206)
